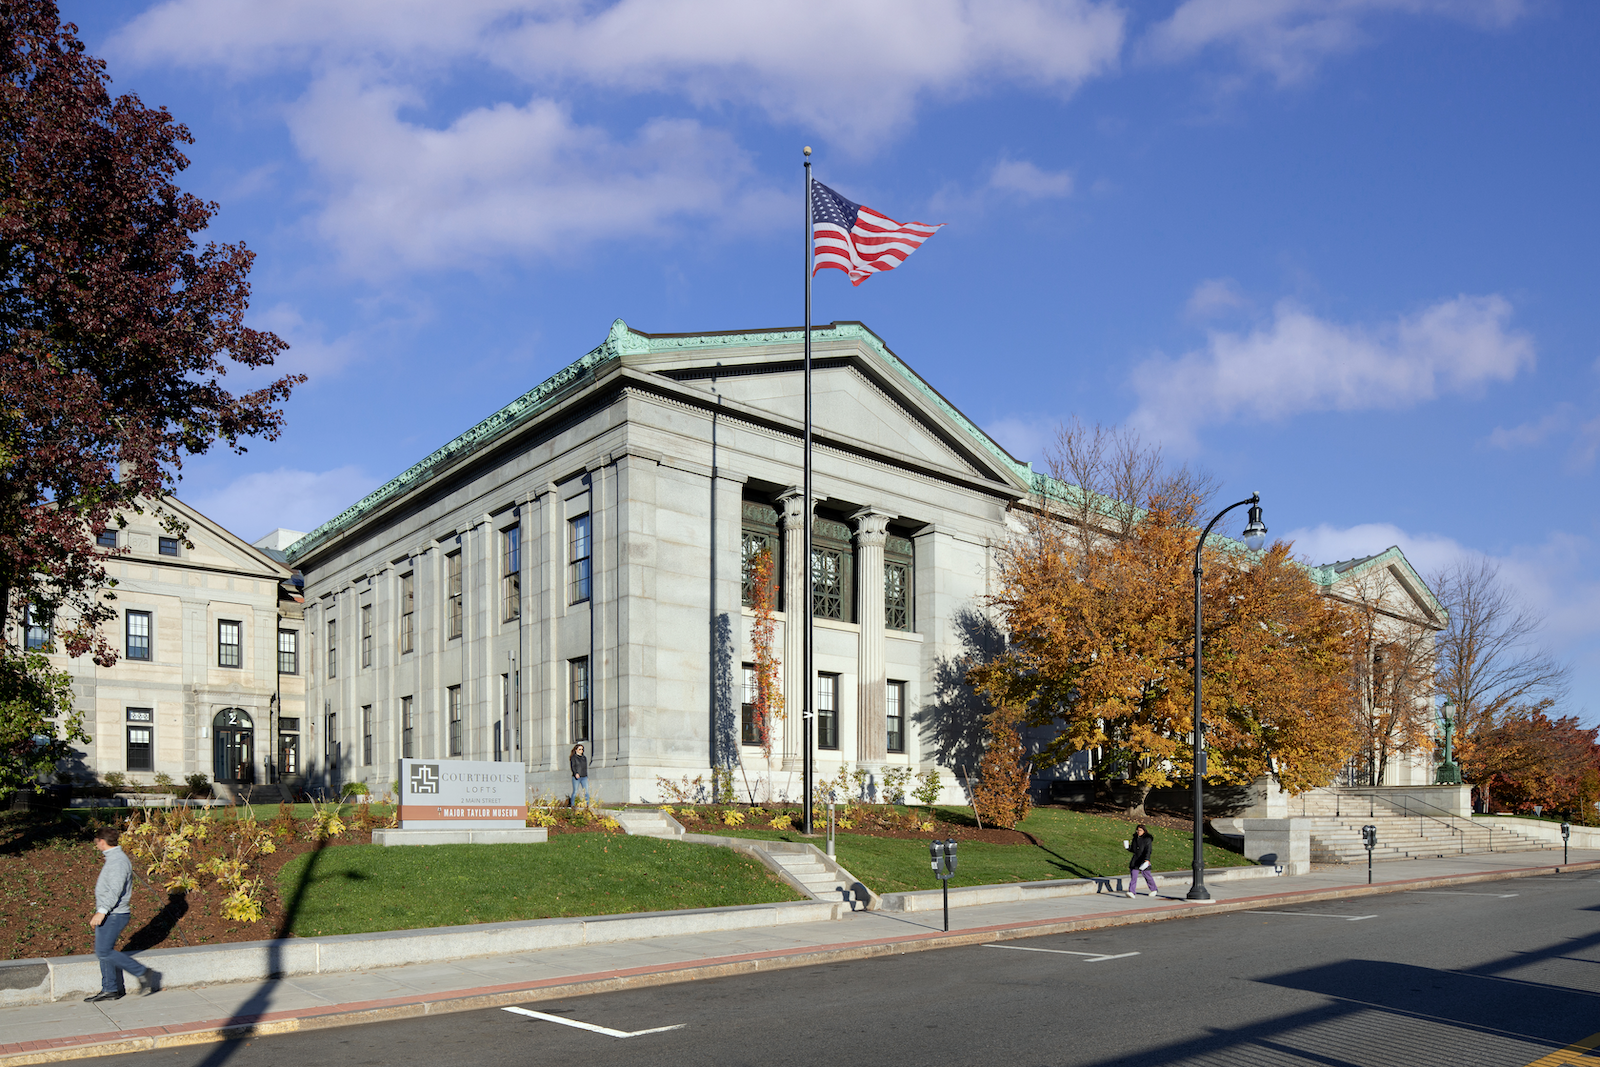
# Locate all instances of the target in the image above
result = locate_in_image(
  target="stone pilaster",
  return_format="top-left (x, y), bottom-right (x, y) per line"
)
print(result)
top-left (777, 486), bottom-right (808, 771)
top-left (852, 507), bottom-right (891, 765)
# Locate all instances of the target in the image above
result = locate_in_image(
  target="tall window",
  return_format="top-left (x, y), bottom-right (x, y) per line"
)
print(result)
top-left (360, 605), bottom-right (373, 668)
top-left (326, 617), bottom-right (338, 679)
top-left (362, 705), bottom-right (373, 766)
top-left (741, 664), bottom-right (759, 745)
top-left (570, 657), bottom-right (590, 742)
top-left (502, 525), bottom-right (521, 621)
top-left (24, 605), bottom-right (51, 651)
top-left (401, 696), bottom-right (415, 759)
top-left (740, 501), bottom-right (780, 607)
top-left (96, 529), bottom-right (118, 549)
top-left (817, 673), bottom-right (840, 750)
top-left (885, 534), bottom-right (914, 632)
top-left (887, 681), bottom-right (907, 753)
top-left (125, 610), bottom-right (151, 661)
top-left (217, 620), bottom-right (242, 668)
top-left (569, 515), bottom-right (592, 603)
top-left (812, 517), bottom-right (854, 621)
top-left (446, 551), bottom-right (463, 639)
top-left (278, 630), bottom-right (298, 675)
top-left (126, 708), bottom-right (153, 773)
top-left (325, 712), bottom-right (337, 765)
top-left (447, 685), bottom-right (462, 756)
top-left (158, 536), bottom-right (180, 556)
top-left (399, 573), bottom-right (415, 654)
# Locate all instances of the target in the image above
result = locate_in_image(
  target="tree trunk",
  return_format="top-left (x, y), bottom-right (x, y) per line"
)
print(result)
top-left (1125, 780), bottom-right (1151, 816)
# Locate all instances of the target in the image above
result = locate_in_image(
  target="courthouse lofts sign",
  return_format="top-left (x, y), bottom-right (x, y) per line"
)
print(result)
top-left (398, 758), bottom-right (527, 829)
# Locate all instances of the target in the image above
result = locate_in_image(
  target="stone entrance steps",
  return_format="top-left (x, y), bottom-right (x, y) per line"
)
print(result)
top-left (1297, 809), bottom-right (1551, 864)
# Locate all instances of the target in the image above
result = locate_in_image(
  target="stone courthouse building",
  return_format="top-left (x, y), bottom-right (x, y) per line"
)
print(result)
top-left (285, 318), bottom-right (1448, 804)
top-left (287, 319), bottom-right (1044, 803)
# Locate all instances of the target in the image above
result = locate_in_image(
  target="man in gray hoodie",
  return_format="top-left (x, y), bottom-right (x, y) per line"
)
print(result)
top-left (86, 828), bottom-right (161, 1002)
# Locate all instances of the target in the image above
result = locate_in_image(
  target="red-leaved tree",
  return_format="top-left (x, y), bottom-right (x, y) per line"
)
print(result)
top-left (0, 2), bottom-right (299, 663)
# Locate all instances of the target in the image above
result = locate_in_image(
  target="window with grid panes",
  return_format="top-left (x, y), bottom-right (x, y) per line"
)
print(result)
top-left (570, 658), bottom-right (590, 742)
top-left (399, 573), bottom-right (415, 654)
top-left (158, 536), bottom-right (180, 556)
top-left (327, 617), bottom-right (337, 678)
top-left (401, 696), bottom-right (415, 759)
top-left (569, 515), bottom-right (591, 603)
top-left (362, 705), bottom-right (373, 765)
top-left (502, 526), bottom-right (521, 620)
top-left (24, 605), bottom-right (51, 650)
top-left (447, 686), bottom-right (462, 756)
top-left (446, 551), bottom-right (463, 639)
top-left (278, 629), bottom-right (298, 674)
top-left (811, 517), bottom-right (853, 621)
top-left (360, 605), bottom-right (372, 668)
top-left (886, 680), bottom-right (907, 753)
top-left (218, 620), bottom-right (242, 667)
top-left (741, 663), bottom-right (759, 745)
top-left (816, 673), bottom-right (840, 750)
top-left (885, 533), bottom-right (914, 632)
top-left (97, 529), bottom-right (117, 549)
top-left (126, 611), bottom-right (151, 660)
top-left (740, 501), bottom-right (780, 607)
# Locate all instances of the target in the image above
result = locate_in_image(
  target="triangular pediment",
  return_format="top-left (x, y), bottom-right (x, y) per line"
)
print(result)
top-left (115, 496), bottom-right (290, 580)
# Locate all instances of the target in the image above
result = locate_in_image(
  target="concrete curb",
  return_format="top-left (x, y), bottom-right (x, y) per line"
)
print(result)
top-left (875, 863), bottom-right (1282, 912)
top-left (0, 899), bottom-right (847, 1009)
top-left (3, 857), bottom-right (1594, 1067)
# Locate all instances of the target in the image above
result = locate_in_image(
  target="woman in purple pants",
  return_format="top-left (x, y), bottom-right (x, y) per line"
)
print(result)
top-left (1126, 824), bottom-right (1157, 897)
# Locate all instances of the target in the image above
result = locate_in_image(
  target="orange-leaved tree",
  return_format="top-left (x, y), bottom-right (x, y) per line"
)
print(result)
top-left (972, 703), bottom-right (1032, 829)
top-left (970, 497), bottom-right (1360, 815)
top-left (747, 545), bottom-right (784, 759)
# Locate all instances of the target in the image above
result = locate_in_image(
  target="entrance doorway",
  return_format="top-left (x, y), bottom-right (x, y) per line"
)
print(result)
top-left (213, 707), bottom-right (254, 783)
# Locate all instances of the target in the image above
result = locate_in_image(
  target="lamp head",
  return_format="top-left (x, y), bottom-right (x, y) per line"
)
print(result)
top-left (1242, 493), bottom-right (1267, 551)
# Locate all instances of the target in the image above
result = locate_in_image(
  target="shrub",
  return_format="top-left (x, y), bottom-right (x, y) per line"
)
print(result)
top-left (102, 770), bottom-right (127, 788)
top-left (913, 770), bottom-right (942, 809)
top-left (972, 706), bottom-right (1033, 829)
top-left (882, 767), bottom-right (913, 805)
top-left (153, 771), bottom-right (174, 789)
top-left (184, 773), bottom-right (210, 798)
top-left (340, 781), bottom-right (370, 801)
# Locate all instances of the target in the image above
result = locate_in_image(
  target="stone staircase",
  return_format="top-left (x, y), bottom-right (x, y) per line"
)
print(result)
top-left (606, 807), bottom-right (871, 907)
top-left (1290, 790), bottom-right (1552, 864)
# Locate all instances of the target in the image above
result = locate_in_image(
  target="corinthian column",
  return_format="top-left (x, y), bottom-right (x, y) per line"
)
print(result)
top-left (777, 487), bottom-right (808, 772)
top-left (852, 507), bottom-right (891, 765)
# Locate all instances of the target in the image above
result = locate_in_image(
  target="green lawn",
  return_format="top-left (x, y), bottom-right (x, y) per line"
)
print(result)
top-left (708, 806), bottom-right (1255, 894)
top-left (274, 835), bottom-right (805, 937)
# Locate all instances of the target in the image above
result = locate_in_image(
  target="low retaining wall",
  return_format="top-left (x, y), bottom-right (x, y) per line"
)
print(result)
top-left (875, 864), bottom-right (1282, 913)
top-left (1474, 816), bottom-right (1600, 850)
top-left (0, 899), bottom-right (847, 1008)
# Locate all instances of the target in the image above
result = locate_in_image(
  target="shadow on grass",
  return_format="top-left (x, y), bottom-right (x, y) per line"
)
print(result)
top-left (124, 893), bottom-right (189, 952)
top-left (189, 834), bottom-right (333, 1067)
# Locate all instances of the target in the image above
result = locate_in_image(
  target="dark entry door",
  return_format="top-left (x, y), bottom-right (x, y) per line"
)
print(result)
top-left (213, 707), bottom-right (254, 783)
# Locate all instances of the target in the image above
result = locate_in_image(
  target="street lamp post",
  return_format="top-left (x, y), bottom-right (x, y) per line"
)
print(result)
top-left (1187, 492), bottom-right (1267, 902)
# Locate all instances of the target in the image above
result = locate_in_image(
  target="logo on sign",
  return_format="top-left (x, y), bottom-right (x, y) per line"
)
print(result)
top-left (410, 764), bottom-right (440, 795)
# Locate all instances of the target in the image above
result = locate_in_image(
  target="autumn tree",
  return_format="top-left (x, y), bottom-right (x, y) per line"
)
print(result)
top-left (1463, 702), bottom-right (1599, 818)
top-left (972, 703), bottom-right (1032, 829)
top-left (0, 1), bottom-right (299, 666)
top-left (1340, 571), bottom-right (1438, 785)
top-left (971, 496), bottom-right (1360, 816)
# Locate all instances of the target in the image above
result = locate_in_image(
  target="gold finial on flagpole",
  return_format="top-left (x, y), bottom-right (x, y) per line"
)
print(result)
top-left (803, 146), bottom-right (811, 156)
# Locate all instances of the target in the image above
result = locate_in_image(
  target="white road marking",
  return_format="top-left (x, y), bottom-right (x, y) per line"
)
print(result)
top-left (502, 1006), bottom-right (686, 1038)
top-left (1409, 890), bottom-right (1518, 898)
top-left (1243, 910), bottom-right (1376, 921)
top-left (983, 944), bottom-right (1140, 962)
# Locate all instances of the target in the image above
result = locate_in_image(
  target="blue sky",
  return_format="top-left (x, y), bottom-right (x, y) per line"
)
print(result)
top-left (66, 1), bottom-right (1599, 721)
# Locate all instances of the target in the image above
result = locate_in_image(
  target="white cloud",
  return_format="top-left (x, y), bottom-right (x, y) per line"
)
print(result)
top-left (287, 74), bottom-right (783, 274)
top-left (1185, 277), bottom-right (1250, 320)
top-left (987, 158), bottom-right (1075, 199)
top-left (1486, 403), bottom-right (1600, 470)
top-left (1129, 294), bottom-right (1534, 445)
top-left (188, 466), bottom-right (381, 545)
top-left (1284, 521), bottom-right (1470, 578)
top-left (114, 0), bottom-right (1126, 146)
top-left (1144, 0), bottom-right (1529, 84)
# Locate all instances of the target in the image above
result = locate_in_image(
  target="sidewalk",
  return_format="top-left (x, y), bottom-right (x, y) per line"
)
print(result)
top-left (3, 848), bottom-right (1595, 1066)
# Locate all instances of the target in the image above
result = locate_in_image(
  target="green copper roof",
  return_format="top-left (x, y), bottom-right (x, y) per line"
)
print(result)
top-left (286, 318), bottom-right (1036, 563)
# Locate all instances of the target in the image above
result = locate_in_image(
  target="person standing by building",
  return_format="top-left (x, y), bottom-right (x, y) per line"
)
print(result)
top-left (1125, 823), bottom-right (1158, 898)
top-left (569, 743), bottom-right (589, 808)
top-left (86, 828), bottom-right (160, 1001)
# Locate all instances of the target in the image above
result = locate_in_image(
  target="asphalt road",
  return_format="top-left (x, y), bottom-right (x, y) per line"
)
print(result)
top-left (95, 871), bottom-right (1600, 1067)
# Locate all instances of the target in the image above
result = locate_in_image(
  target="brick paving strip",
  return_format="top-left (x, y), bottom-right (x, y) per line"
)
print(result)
top-left (2, 856), bottom-right (1594, 1066)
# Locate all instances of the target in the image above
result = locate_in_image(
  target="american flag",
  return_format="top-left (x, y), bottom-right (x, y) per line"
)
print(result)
top-left (811, 180), bottom-right (942, 286)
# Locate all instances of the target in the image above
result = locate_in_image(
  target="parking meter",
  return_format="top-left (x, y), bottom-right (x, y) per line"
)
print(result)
top-left (930, 838), bottom-right (958, 930)
top-left (1361, 824), bottom-right (1377, 884)
top-left (1562, 821), bottom-right (1571, 865)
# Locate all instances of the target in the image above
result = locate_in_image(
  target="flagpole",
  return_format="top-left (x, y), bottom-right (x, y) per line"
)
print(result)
top-left (801, 146), bottom-right (814, 837)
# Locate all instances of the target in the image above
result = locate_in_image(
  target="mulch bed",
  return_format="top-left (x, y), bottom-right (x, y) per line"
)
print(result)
top-left (0, 808), bottom-right (614, 961)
